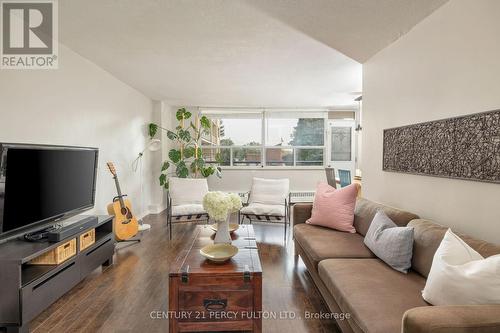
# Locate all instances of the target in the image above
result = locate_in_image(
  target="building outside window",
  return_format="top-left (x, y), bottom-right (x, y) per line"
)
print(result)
top-left (200, 110), bottom-right (328, 168)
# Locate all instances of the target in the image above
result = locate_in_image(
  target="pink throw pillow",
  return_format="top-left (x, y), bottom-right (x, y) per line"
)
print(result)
top-left (306, 182), bottom-right (358, 233)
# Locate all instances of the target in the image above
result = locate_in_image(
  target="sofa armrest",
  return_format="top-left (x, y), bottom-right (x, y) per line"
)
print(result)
top-left (402, 305), bottom-right (500, 333)
top-left (293, 203), bottom-right (312, 226)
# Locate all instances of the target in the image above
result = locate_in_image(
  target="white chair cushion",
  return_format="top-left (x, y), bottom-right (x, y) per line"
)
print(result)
top-left (240, 203), bottom-right (285, 217)
top-left (171, 204), bottom-right (206, 216)
top-left (249, 177), bottom-right (289, 205)
top-left (422, 229), bottom-right (500, 305)
top-left (169, 177), bottom-right (208, 206)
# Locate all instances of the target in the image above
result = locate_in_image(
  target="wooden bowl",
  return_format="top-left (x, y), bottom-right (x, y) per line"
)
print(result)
top-left (209, 223), bottom-right (239, 234)
top-left (200, 243), bottom-right (238, 263)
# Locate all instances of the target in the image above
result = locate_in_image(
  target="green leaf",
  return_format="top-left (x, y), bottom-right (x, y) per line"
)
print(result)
top-left (184, 111), bottom-right (192, 119)
top-left (168, 149), bottom-right (182, 163)
top-left (178, 129), bottom-right (191, 142)
top-left (184, 147), bottom-right (196, 158)
top-left (196, 147), bottom-right (202, 158)
top-left (200, 116), bottom-right (211, 129)
top-left (194, 157), bottom-right (205, 169)
top-left (190, 160), bottom-right (197, 173)
top-left (200, 168), bottom-right (208, 177)
top-left (215, 152), bottom-right (222, 164)
top-left (201, 166), bottom-right (215, 178)
top-left (166, 130), bottom-right (178, 140)
top-left (161, 161), bottom-right (170, 171)
top-left (190, 157), bottom-right (205, 173)
top-left (163, 181), bottom-right (169, 190)
top-left (176, 161), bottom-right (189, 178)
top-left (159, 173), bottom-right (167, 186)
top-left (216, 166), bottom-right (222, 178)
top-left (176, 108), bottom-right (186, 121)
top-left (148, 123), bottom-right (158, 138)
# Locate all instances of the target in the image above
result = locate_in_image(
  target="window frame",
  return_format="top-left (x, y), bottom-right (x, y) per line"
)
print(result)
top-left (200, 110), bottom-right (328, 169)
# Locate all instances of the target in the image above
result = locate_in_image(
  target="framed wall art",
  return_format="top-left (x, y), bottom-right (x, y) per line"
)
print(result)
top-left (383, 109), bottom-right (500, 184)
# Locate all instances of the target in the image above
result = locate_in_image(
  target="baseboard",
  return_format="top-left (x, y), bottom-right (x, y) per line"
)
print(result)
top-left (136, 204), bottom-right (167, 221)
top-left (148, 203), bottom-right (167, 214)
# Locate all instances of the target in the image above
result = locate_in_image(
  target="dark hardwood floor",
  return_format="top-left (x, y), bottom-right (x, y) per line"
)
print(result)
top-left (28, 212), bottom-right (339, 333)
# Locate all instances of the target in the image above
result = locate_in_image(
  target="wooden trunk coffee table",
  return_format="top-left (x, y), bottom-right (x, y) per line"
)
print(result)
top-left (169, 225), bottom-right (262, 333)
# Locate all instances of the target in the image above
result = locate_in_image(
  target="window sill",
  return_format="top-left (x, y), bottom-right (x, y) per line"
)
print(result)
top-left (219, 166), bottom-right (325, 171)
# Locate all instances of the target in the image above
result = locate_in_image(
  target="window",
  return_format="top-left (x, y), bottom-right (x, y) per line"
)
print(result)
top-left (215, 118), bottom-right (262, 146)
top-left (266, 148), bottom-right (293, 166)
top-left (200, 110), bottom-right (326, 168)
top-left (233, 147), bottom-right (262, 166)
top-left (265, 113), bottom-right (325, 166)
top-left (331, 126), bottom-right (352, 161)
top-left (267, 117), bottom-right (324, 146)
top-left (201, 112), bottom-right (263, 166)
top-left (201, 147), bottom-right (231, 166)
top-left (296, 148), bottom-right (324, 166)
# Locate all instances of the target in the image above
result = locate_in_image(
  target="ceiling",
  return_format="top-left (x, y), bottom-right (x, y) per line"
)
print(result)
top-left (247, 0), bottom-right (449, 63)
top-left (59, 0), bottom-right (447, 108)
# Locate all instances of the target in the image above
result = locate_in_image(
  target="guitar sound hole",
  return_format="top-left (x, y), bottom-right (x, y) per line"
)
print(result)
top-left (121, 207), bottom-right (128, 216)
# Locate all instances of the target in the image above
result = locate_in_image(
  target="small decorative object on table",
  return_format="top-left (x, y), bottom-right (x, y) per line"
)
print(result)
top-left (202, 191), bottom-right (242, 244)
top-left (199, 243), bottom-right (239, 263)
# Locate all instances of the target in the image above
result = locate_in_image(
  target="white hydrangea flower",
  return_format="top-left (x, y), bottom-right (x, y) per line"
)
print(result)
top-left (228, 192), bottom-right (243, 211)
top-left (203, 191), bottom-right (242, 222)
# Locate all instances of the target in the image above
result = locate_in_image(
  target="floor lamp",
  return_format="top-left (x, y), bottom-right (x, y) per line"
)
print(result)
top-left (132, 139), bottom-right (162, 231)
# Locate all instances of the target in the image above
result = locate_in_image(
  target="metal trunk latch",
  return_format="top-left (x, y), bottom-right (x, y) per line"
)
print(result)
top-left (181, 265), bottom-right (190, 283)
top-left (244, 264), bottom-right (251, 282)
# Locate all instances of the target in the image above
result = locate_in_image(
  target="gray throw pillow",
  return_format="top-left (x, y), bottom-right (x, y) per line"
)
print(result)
top-left (364, 210), bottom-right (414, 273)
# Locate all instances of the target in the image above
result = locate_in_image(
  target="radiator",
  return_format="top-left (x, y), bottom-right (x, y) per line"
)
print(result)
top-left (289, 191), bottom-right (315, 203)
top-left (237, 191), bottom-right (315, 203)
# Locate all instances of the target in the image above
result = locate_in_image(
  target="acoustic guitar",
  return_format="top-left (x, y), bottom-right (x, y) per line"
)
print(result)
top-left (106, 162), bottom-right (139, 241)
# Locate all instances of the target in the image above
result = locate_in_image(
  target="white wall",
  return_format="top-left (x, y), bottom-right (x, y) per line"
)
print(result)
top-left (148, 101), bottom-right (166, 213)
top-left (0, 44), bottom-right (159, 219)
top-left (362, 0), bottom-right (500, 243)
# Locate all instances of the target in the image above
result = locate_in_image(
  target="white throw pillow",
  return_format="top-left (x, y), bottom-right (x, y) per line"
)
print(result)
top-left (249, 178), bottom-right (289, 205)
top-left (169, 178), bottom-right (208, 206)
top-left (422, 229), bottom-right (500, 305)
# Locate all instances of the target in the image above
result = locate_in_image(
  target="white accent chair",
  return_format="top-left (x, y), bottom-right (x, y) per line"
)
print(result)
top-left (239, 177), bottom-right (290, 240)
top-left (167, 177), bottom-right (209, 239)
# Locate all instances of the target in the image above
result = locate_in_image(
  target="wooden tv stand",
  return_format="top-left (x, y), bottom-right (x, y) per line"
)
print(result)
top-left (0, 215), bottom-right (115, 333)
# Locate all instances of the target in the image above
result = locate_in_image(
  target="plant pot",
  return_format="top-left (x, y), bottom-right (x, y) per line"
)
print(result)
top-left (213, 216), bottom-right (232, 244)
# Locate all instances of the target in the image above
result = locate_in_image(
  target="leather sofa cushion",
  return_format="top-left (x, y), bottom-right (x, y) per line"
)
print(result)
top-left (294, 224), bottom-right (374, 270)
top-left (318, 258), bottom-right (428, 333)
top-left (409, 219), bottom-right (500, 277)
top-left (354, 197), bottom-right (419, 236)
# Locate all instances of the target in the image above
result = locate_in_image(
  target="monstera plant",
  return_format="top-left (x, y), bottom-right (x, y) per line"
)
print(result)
top-left (148, 108), bottom-right (222, 189)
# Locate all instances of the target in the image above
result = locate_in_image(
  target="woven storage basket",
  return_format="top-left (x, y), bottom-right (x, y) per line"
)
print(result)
top-left (79, 229), bottom-right (95, 251)
top-left (30, 238), bottom-right (77, 265)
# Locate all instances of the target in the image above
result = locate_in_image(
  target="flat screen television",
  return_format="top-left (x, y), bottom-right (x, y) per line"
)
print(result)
top-left (0, 143), bottom-right (98, 241)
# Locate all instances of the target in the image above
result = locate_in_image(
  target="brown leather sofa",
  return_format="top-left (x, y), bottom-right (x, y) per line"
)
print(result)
top-left (293, 197), bottom-right (500, 333)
